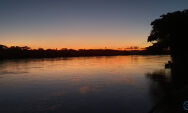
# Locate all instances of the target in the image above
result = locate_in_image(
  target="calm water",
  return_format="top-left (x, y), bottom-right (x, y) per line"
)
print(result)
top-left (0, 55), bottom-right (170, 113)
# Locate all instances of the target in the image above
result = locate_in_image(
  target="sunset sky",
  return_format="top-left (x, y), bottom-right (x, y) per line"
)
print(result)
top-left (0, 0), bottom-right (187, 49)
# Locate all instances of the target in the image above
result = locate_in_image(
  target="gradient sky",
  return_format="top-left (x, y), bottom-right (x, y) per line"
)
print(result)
top-left (0, 0), bottom-right (187, 49)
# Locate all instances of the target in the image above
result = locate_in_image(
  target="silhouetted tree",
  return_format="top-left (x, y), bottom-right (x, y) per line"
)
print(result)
top-left (148, 9), bottom-right (188, 65)
top-left (21, 46), bottom-right (31, 51)
top-left (0, 44), bottom-right (8, 50)
top-left (147, 10), bottom-right (188, 112)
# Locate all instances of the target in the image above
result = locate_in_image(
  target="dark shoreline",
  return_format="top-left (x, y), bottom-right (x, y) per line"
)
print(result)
top-left (0, 49), bottom-right (170, 60)
top-left (0, 44), bottom-right (170, 60)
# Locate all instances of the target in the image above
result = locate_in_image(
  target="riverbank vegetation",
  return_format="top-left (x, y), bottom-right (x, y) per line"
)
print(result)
top-left (0, 44), bottom-right (169, 59)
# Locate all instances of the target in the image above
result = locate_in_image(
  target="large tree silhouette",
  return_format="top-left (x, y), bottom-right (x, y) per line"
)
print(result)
top-left (148, 9), bottom-right (188, 65)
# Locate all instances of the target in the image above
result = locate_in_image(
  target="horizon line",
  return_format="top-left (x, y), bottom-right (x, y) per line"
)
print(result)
top-left (0, 44), bottom-right (147, 51)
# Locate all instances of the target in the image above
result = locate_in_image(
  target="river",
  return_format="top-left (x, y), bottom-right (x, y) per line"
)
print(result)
top-left (0, 55), bottom-right (171, 113)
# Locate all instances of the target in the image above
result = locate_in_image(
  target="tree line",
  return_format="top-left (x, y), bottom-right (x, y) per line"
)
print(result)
top-left (0, 44), bottom-right (169, 59)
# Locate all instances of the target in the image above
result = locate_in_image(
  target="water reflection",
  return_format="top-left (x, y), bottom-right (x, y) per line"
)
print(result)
top-left (146, 64), bottom-right (188, 113)
top-left (0, 56), bottom-right (171, 113)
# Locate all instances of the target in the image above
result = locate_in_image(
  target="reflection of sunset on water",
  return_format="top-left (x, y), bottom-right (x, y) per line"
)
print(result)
top-left (0, 55), bottom-right (171, 113)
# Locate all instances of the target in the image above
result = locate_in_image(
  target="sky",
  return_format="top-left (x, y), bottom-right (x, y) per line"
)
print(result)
top-left (0, 0), bottom-right (187, 49)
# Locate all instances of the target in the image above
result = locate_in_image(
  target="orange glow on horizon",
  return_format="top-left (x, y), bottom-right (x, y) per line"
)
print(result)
top-left (1, 43), bottom-right (148, 50)
top-left (0, 29), bottom-right (151, 50)
top-left (1, 38), bottom-right (150, 50)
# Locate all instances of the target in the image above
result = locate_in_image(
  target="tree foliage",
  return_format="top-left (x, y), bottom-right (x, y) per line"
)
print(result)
top-left (148, 9), bottom-right (188, 64)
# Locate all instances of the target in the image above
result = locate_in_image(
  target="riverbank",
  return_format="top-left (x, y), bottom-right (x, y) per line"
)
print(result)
top-left (0, 49), bottom-right (170, 60)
